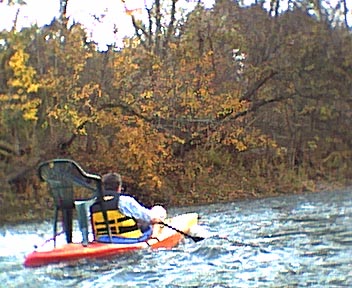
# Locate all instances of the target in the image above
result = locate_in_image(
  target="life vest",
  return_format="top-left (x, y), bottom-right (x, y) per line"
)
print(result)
top-left (90, 191), bottom-right (143, 239)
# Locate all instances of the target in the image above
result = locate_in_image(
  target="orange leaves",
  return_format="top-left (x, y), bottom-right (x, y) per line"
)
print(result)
top-left (125, 8), bottom-right (143, 16)
top-left (121, 0), bottom-right (144, 16)
top-left (114, 118), bottom-right (171, 189)
top-left (74, 83), bottom-right (102, 101)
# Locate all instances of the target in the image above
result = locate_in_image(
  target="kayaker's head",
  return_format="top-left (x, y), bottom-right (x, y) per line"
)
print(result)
top-left (102, 172), bottom-right (122, 192)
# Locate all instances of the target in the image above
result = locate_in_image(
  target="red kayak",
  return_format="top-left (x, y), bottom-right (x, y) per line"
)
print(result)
top-left (24, 213), bottom-right (198, 267)
top-left (24, 159), bottom-right (199, 267)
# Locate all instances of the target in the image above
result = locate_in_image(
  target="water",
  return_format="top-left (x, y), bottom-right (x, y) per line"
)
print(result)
top-left (1, 188), bottom-right (352, 287)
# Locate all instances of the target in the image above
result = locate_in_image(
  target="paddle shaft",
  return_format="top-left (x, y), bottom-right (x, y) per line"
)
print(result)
top-left (159, 222), bottom-right (270, 252)
top-left (159, 222), bottom-right (205, 242)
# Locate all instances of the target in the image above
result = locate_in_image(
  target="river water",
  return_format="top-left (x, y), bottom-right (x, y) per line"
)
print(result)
top-left (0, 188), bottom-right (351, 288)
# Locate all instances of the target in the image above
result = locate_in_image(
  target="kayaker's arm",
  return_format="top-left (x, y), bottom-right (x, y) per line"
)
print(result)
top-left (102, 172), bottom-right (167, 226)
top-left (118, 195), bottom-right (166, 224)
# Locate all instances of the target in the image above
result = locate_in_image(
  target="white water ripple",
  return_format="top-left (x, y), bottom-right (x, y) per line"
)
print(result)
top-left (1, 188), bottom-right (352, 287)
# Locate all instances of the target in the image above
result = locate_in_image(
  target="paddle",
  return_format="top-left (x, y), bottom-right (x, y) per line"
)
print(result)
top-left (159, 222), bottom-right (205, 242)
top-left (159, 222), bottom-right (270, 252)
top-left (207, 235), bottom-right (270, 252)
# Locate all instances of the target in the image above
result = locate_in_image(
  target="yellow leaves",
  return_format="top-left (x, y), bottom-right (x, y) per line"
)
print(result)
top-left (286, 82), bottom-right (296, 94)
top-left (152, 63), bottom-right (160, 70)
top-left (2, 47), bottom-right (41, 122)
top-left (219, 125), bottom-right (277, 153)
top-left (8, 48), bottom-right (40, 94)
top-left (304, 64), bottom-right (315, 71)
top-left (171, 135), bottom-right (185, 144)
top-left (141, 90), bottom-right (153, 99)
top-left (235, 140), bottom-right (247, 152)
top-left (49, 105), bottom-right (88, 135)
top-left (121, 93), bottom-right (135, 105)
top-left (74, 83), bottom-right (102, 100)
top-left (319, 105), bottom-right (334, 121)
top-left (0, 94), bottom-right (11, 102)
top-left (300, 104), bottom-right (316, 116)
top-left (123, 37), bottom-right (141, 48)
top-left (130, 63), bottom-right (139, 70)
top-left (222, 133), bottom-right (248, 152)
top-left (168, 43), bottom-right (178, 50)
top-left (22, 98), bottom-right (41, 121)
top-left (0, 94), bottom-right (40, 122)
top-left (113, 120), bottom-right (171, 190)
top-left (307, 140), bottom-right (318, 150)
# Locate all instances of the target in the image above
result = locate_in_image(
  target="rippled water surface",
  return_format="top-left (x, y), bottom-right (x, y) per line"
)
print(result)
top-left (1, 188), bottom-right (352, 287)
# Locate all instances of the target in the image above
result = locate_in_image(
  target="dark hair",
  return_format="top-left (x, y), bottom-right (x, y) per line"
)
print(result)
top-left (102, 172), bottom-right (122, 191)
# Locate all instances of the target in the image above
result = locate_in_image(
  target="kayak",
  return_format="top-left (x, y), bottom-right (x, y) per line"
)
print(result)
top-left (25, 159), bottom-right (200, 267)
top-left (24, 212), bottom-right (198, 267)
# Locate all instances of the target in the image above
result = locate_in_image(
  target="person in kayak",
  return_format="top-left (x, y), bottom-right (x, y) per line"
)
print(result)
top-left (90, 172), bottom-right (167, 239)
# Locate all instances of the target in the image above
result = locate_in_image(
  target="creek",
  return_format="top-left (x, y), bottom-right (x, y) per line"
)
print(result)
top-left (1, 188), bottom-right (351, 287)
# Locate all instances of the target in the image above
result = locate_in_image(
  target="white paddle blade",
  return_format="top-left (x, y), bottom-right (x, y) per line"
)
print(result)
top-left (188, 225), bottom-right (213, 239)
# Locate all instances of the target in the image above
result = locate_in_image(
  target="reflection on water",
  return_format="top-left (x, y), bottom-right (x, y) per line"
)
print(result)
top-left (1, 188), bottom-right (352, 287)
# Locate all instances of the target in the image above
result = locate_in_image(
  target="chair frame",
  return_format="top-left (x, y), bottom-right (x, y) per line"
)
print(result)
top-left (38, 159), bottom-right (112, 246)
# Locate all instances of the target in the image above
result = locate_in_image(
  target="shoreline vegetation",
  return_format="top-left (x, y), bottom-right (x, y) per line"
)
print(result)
top-left (1, 2), bottom-right (351, 226)
top-left (1, 179), bottom-right (350, 226)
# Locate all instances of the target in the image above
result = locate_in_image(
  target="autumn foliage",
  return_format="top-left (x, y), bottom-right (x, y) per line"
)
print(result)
top-left (0, 0), bottom-right (351, 221)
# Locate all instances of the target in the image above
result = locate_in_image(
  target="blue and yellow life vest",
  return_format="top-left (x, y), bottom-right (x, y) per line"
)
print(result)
top-left (90, 191), bottom-right (143, 239)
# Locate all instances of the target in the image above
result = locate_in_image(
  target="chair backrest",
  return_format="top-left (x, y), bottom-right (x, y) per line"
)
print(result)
top-left (38, 159), bottom-right (111, 245)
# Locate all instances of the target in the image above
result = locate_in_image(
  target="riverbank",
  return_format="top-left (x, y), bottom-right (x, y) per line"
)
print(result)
top-left (1, 179), bottom-right (349, 226)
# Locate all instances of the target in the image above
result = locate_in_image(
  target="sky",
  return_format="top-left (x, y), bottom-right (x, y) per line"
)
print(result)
top-left (0, 0), bottom-right (350, 50)
top-left (0, 0), bottom-right (143, 49)
top-left (0, 0), bottom-right (212, 50)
